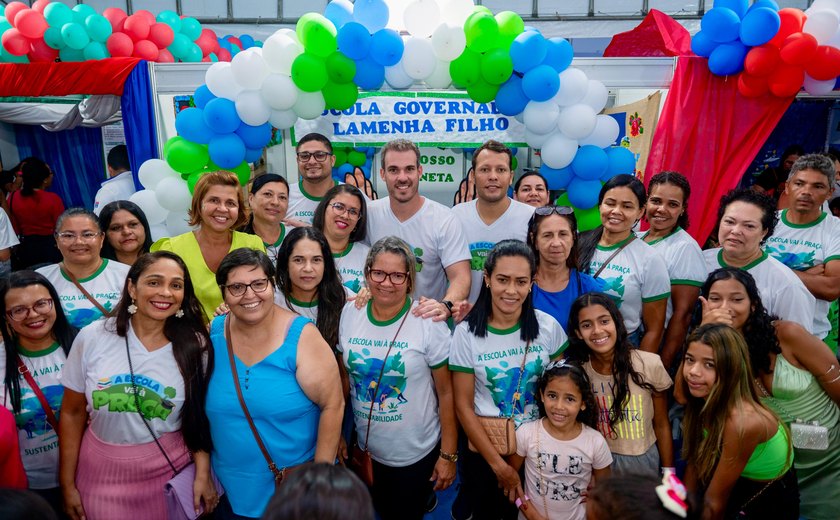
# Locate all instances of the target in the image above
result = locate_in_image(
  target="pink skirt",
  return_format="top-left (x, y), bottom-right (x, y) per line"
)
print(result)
top-left (76, 428), bottom-right (190, 520)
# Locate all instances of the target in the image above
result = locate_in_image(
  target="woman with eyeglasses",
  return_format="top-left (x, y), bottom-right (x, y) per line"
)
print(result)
top-left (208, 248), bottom-right (343, 519)
top-left (7, 158), bottom-right (64, 270)
top-left (98, 201), bottom-right (153, 267)
top-left (313, 184), bottom-right (370, 295)
top-left (527, 206), bottom-right (604, 331)
top-left (152, 171), bottom-right (265, 322)
top-left (337, 236), bottom-right (456, 520)
top-left (0, 271), bottom-right (78, 515)
top-left (240, 174), bottom-right (293, 265)
top-left (36, 208), bottom-right (130, 329)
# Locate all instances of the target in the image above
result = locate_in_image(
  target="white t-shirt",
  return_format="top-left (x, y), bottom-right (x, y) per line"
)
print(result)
top-left (704, 248), bottom-right (818, 335)
top-left (0, 342), bottom-right (66, 489)
top-left (286, 180), bottom-right (340, 224)
top-left (366, 197), bottom-right (471, 301)
top-left (0, 207), bottom-right (19, 277)
top-left (36, 259), bottom-right (130, 329)
top-left (764, 210), bottom-right (840, 340)
top-left (515, 420), bottom-right (612, 520)
top-left (262, 222), bottom-right (294, 266)
top-left (93, 171), bottom-right (136, 215)
top-left (334, 241), bottom-right (370, 294)
top-left (60, 320), bottom-right (185, 444)
top-left (639, 228), bottom-right (706, 325)
top-left (449, 310), bottom-right (569, 426)
top-left (274, 295), bottom-right (319, 321)
top-left (451, 199), bottom-right (535, 304)
top-left (337, 299), bottom-right (450, 466)
top-left (587, 237), bottom-right (671, 334)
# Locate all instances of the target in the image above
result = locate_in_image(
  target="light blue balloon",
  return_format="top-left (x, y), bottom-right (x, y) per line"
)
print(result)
top-left (325, 0), bottom-right (354, 31)
top-left (180, 17), bottom-right (202, 41)
top-left (59, 47), bottom-right (85, 62)
top-left (510, 31), bottom-right (547, 74)
top-left (370, 29), bottom-right (403, 67)
top-left (337, 22), bottom-right (371, 60)
top-left (354, 0), bottom-right (389, 33)
top-left (61, 23), bottom-right (90, 51)
top-left (85, 15), bottom-right (112, 43)
top-left (606, 147), bottom-right (636, 177)
top-left (203, 98), bottom-right (241, 134)
top-left (183, 43), bottom-right (203, 62)
top-left (82, 41), bottom-right (108, 60)
top-left (239, 34), bottom-right (255, 49)
top-left (176, 108), bottom-right (216, 144)
top-left (193, 85), bottom-right (216, 110)
top-left (701, 8), bottom-right (741, 44)
top-left (541, 165), bottom-right (573, 190)
top-left (567, 177), bottom-right (602, 210)
top-left (521, 64), bottom-right (560, 102)
top-left (571, 146), bottom-right (609, 181)
top-left (209, 134), bottom-right (246, 169)
top-left (157, 11), bottom-right (182, 33)
top-left (169, 33), bottom-right (192, 58)
top-left (235, 122), bottom-right (272, 149)
top-left (44, 3), bottom-right (73, 28)
top-left (544, 37), bottom-right (573, 73)
top-left (44, 27), bottom-right (65, 50)
top-left (71, 4), bottom-right (96, 25)
top-left (495, 75), bottom-right (529, 116)
top-left (748, 0), bottom-right (779, 13)
top-left (353, 56), bottom-right (385, 90)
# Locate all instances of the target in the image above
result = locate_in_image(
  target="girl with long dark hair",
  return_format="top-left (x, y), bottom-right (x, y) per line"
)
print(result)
top-left (7, 158), bottom-right (64, 269)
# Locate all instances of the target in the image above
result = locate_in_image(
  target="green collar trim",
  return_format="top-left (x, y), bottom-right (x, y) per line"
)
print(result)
top-left (717, 249), bottom-right (768, 270)
top-left (264, 223), bottom-right (286, 249)
top-left (780, 209), bottom-right (827, 229)
top-left (367, 297), bottom-right (411, 326)
top-left (289, 295), bottom-right (318, 308)
top-left (61, 259), bottom-right (108, 283)
top-left (596, 233), bottom-right (634, 251)
top-left (299, 179), bottom-right (338, 201)
top-left (332, 242), bottom-right (354, 258)
top-left (487, 323), bottom-right (521, 335)
top-left (17, 341), bottom-right (60, 358)
top-left (642, 226), bottom-right (681, 245)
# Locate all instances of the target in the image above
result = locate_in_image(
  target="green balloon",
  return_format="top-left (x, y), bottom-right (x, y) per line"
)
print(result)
top-left (333, 148), bottom-right (348, 165)
top-left (555, 192), bottom-right (571, 205)
top-left (464, 11), bottom-right (499, 53)
top-left (166, 140), bottom-right (210, 175)
top-left (82, 41), bottom-right (108, 60)
top-left (44, 27), bottom-right (65, 50)
top-left (574, 205), bottom-right (602, 232)
top-left (164, 136), bottom-right (184, 158)
top-left (85, 15), bottom-right (112, 43)
top-left (296, 13), bottom-right (321, 43)
top-left (59, 47), bottom-right (85, 62)
top-left (326, 52), bottom-right (356, 83)
top-left (480, 47), bottom-right (513, 85)
top-left (511, 156), bottom-right (518, 171)
top-left (231, 161), bottom-right (251, 186)
top-left (44, 2), bottom-right (73, 28)
top-left (347, 150), bottom-right (366, 167)
top-left (157, 11), bottom-right (182, 33)
top-left (291, 53), bottom-right (328, 92)
top-left (187, 172), bottom-right (203, 194)
top-left (323, 81), bottom-right (359, 111)
top-left (449, 49), bottom-right (481, 87)
top-left (466, 78), bottom-right (498, 104)
top-left (61, 23), bottom-right (90, 50)
top-left (473, 6), bottom-right (493, 15)
top-left (495, 11), bottom-right (524, 37)
top-left (303, 18), bottom-right (338, 58)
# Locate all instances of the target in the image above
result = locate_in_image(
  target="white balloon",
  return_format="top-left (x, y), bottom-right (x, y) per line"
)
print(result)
top-left (165, 211), bottom-right (193, 237)
top-left (235, 90), bottom-right (272, 126)
top-left (231, 49), bottom-right (270, 90)
top-left (580, 80), bottom-right (608, 113)
top-left (557, 104), bottom-right (597, 140)
top-left (809, 0), bottom-right (840, 15)
top-left (260, 73), bottom-right (298, 110)
top-left (149, 223), bottom-right (169, 242)
top-left (269, 108), bottom-right (298, 130)
top-left (293, 90), bottom-right (326, 120)
top-left (262, 33), bottom-right (303, 75)
top-left (523, 101), bottom-right (560, 135)
top-left (137, 159), bottom-right (177, 190)
top-left (404, 0), bottom-right (441, 38)
top-left (205, 62), bottom-right (243, 101)
top-left (402, 37), bottom-right (437, 80)
top-left (440, 0), bottom-right (474, 26)
top-left (514, 112), bottom-right (524, 124)
top-left (154, 176), bottom-right (192, 212)
top-left (129, 189), bottom-right (167, 225)
top-left (579, 114), bottom-right (620, 148)
top-left (804, 9), bottom-right (840, 45)
top-left (431, 23), bottom-right (466, 61)
top-left (553, 68), bottom-right (589, 107)
top-left (385, 62), bottom-right (415, 89)
top-left (804, 74), bottom-right (837, 95)
top-left (386, 0), bottom-right (412, 30)
top-left (525, 128), bottom-right (553, 149)
top-left (424, 59), bottom-right (452, 88)
top-left (539, 134), bottom-right (578, 169)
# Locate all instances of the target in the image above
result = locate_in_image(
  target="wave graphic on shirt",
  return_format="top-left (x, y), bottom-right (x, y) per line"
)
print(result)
top-left (346, 348), bottom-right (408, 413)
top-left (15, 384), bottom-right (64, 437)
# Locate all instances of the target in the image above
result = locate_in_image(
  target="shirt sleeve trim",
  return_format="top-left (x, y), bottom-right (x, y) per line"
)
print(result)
top-left (670, 279), bottom-right (703, 287)
top-left (449, 364), bottom-right (474, 374)
top-left (642, 292), bottom-right (671, 303)
top-left (430, 358), bottom-right (449, 370)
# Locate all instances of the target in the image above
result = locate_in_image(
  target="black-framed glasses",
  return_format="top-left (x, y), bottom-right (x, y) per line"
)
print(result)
top-left (328, 201), bottom-right (361, 219)
top-left (368, 269), bottom-right (409, 285)
top-left (221, 278), bottom-right (271, 297)
top-left (7, 298), bottom-right (53, 322)
top-left (296, 151), bottom-right (332, 163)
top-left (534, 206), bottom-right (575, 216)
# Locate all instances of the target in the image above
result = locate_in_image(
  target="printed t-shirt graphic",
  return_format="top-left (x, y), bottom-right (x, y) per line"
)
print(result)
top-left (334, 241), bottom-right (370, 294)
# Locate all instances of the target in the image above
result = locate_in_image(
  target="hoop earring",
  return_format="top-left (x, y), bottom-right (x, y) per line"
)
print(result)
top-left (127, 300), bottom-right (138, 315)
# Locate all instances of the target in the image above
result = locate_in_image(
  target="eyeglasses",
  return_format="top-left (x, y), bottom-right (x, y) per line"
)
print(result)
top-left (368, 269), bottom-right (409, 285)
top-left (55, 231), bottom-right (102, 242)
top-left (7, 298), bottom-right (53, 322)
top-left (296, 151), bottom-right (332, 163)
top-left (534, 206), bottom-right (575, 216)
top-left (328, 201), bottom-right (361, 219)
top-left (221, 278), bottom-right (271, 297)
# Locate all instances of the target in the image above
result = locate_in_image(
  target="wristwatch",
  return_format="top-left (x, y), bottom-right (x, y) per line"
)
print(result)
top-left (441, 300), bottom-right (454, 316)
top-left (439, 450), bottom-right (458, 462)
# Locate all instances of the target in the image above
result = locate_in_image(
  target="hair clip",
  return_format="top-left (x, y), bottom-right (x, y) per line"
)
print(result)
top-left (545, 358), bottom-right (569, 371)
top-left (655, 473), bottom-right (688, 518)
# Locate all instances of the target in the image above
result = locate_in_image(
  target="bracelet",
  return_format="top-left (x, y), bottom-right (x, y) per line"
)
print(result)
top-left (661, 467), bottom-right (676, 476)
top-left (439, 449), bottom-right (458, 462)
top-left (515, 495), bottom-right (530, 509)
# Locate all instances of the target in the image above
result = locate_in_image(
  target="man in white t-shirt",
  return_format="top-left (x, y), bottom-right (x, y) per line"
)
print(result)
top-left (93, 145), bottom-right (135, 215)
top-left (286, 133), bottom-right (339, 225)
top-left (366, 139), bottom-right (471, 322)
top-left (452, 140), bottom-right (535, 304)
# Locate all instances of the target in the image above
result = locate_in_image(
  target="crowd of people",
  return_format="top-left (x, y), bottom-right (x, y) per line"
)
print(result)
top-left (0, 133), bottom-right (839, 520)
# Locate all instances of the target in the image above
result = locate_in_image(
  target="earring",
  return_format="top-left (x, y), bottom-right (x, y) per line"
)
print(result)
top-left (127, 300), bottom-right (138, 315)
top-left (175, 308), bottom-right (184, 318)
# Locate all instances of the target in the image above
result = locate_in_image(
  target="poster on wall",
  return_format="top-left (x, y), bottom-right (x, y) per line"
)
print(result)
top-left (604, 91), bottom-right (661, 181)
top-left (101, 121), bottom-right (126, 177)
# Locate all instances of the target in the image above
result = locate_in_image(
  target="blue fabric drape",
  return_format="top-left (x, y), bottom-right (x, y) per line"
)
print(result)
top-left (15, 124), bottom-right (105, 208)
top-left (120, 60), bottom-right (159, 190)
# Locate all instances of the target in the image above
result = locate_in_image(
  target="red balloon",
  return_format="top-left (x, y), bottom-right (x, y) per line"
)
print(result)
top-left (31, 0), bottom-right (51, 14)
top-left (1, 28), bottom-right (30, 56)
top-left (15, 10), bottom-right (48, 39)
top-left (226, 36), bottom-right (242, 50)
top-left (157, 49), bottom-right (175, 63)
top-left (28, 38), bottom-right (58, 62)
top-left (196, 28), bottom-right (219, 55)
top-left (780, 32), bottom-right (818, 66)
top-left (122, 14), bottom-right (151, 42)
top-left (103, 7), bottom-right (128, 30)
top-left (133, 39), bottom-right (159, 61)
top-left (4, 2), bottom-right (29, 27)
top-left (744, 45), bottom-right (780, 77)
top-left (148, 23), bottom-right (175, 48)
top-left (738, 73), bottom-right (769, 98)
top-left (806, 45), bottom-right (840, 81)
top-left (106, 32), bottom-right (134, 57)
top-left (217, 48), bottom-right (232, 62)
top-left (134, 10), bottom-right (156, 26)
top-left (768, 64), bottom-right (805, 97)
top-left (768, 8), bottom-right (807, 48)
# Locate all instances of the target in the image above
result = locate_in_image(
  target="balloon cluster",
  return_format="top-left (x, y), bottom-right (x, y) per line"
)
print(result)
top-left (132, 159), bottom-right (195, 239)
top-left (0, 1), bottom-right (260, 63)
top-left (333, 147), bottom-right (376, 180)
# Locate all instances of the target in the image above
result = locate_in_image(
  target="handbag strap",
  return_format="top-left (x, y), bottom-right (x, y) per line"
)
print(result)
top-left (361, 302), bottom-right (411, 451)
top-left (508, 340), bottom-right (530, 420)
top-left (592, 235), bottom-right (635, 279)
top-left (61, 262), bottom-right (113, 317)
top-left (16, 357), bottom-right (59, 434)
top-left (754, 377), bottom-right (801, 424)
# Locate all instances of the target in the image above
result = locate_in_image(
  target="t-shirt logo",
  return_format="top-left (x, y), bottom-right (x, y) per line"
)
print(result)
top-left (484, 357), bottom-right (545, 420)
top-left (413, 247), bottom-right (424, 273)
top-left (92, 374), bottom-right (176, 421)
top-left (765, 243), bottom-right (816, 270)
top-left (469, 241), bottom-right (493, 271)
top-left (15, 384), bottom-right (63, 437)
top-left (346, 347), bottom-right (408, 420)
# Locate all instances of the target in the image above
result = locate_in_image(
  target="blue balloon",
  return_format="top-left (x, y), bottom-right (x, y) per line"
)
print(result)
top-left (544, 37), bottom-right (574, 73)
top-left (334, 163), bottom-right (355, 179)
top-left (354, 57), bottom-right (385, 90)
top-left (541, 165), bottom-right (573, 190)
top-left (218, 38), bottom-right (232, 52)
top-left (203, 98), bottom-right (241, 134)
top-left (521, 65), bottom-right (560, 102)
top-left (510, 31), bottom-right (548, 74)
top-left (356, 165), bottom-right (371, 179)
top-left (748, 0), bottom-right (779, 13)
top-left (567, 178), bottom-right (602, 210)
top-left (235, 122), bottom-right (272, 149)
top-left (325, 0), bottom-right (354, 30)
top-left (495, 75), bottom-right (529, 116)
top-left (714, 0), bottom-right (749, 19)
top-left (571, 146), bottom-right (609, 181)
top-left (239, 34), bottom-right (255, 49)
top-left (193, 85), bottom-right (216, 109)
top-left (175, 108), bottom-right (215, 144)
top-left (337, 22), bottom-right (372, 60)
top-left (690, 30), bottom-right (719, 58)
top-left (244, 147), bottom-right (263, 163)
top-left (739, 7), bottom-right (780, 46)
top-left (370, 29), bottom-right (404, 67)
top-left (354, 0), bottom-right (389, 33)
top-left (511, 147), bottom-right (518, 156)
top-left (708, 41), bottom-right (748, 76)
top-left (209, 134), bottom-right (246, 169)
top-left (606, 147), bottom-right (636, 177)
top-left (701, 8), bottom-right (741, 44)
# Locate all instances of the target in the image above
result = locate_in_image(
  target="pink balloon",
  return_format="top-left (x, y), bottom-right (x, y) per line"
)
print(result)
top-left (15, 10), bottom-right (48, 39)
top-left (133, 39), bottom-right (159, 61)
top-left (196, 28), bottom-right (219, 55)
top-left (31, 0), bottom-right (51, 14)
top-left (4, 2), bottom-right (28, 27)
top-left (103, 7), bottom-right (128, 30)
top-left (148, 23), bottom-right (175, 48)
top-left (1, 28), bottom-right (30, 56)
top-left (28, 38), bottom-right (58, 62)
top-left (217, 48), bottom-right (232, 62)
top-left (134, 10), bottom-right (156, 26)
top-left (106, 32), bottom-right (134, 57)
top-left (122, 14), bottom-right (150, 42)
top-left (157, 48), bottom-right (175, 63)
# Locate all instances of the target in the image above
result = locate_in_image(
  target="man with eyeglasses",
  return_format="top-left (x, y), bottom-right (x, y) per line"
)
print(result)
top-left (452, 140), bottom-right (535, 304)
top-left (366, 139), bottom-right (471, 322)
top-left (287, 133), bottom-right (339, 225)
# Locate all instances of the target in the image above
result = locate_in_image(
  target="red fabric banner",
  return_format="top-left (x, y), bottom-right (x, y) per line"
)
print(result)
top-left (645, 56), bottom-right (794, 244)
top-left (0, 58), bottom-right (141, 97)
top-left (604, 9), bottom-right (692, 57)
